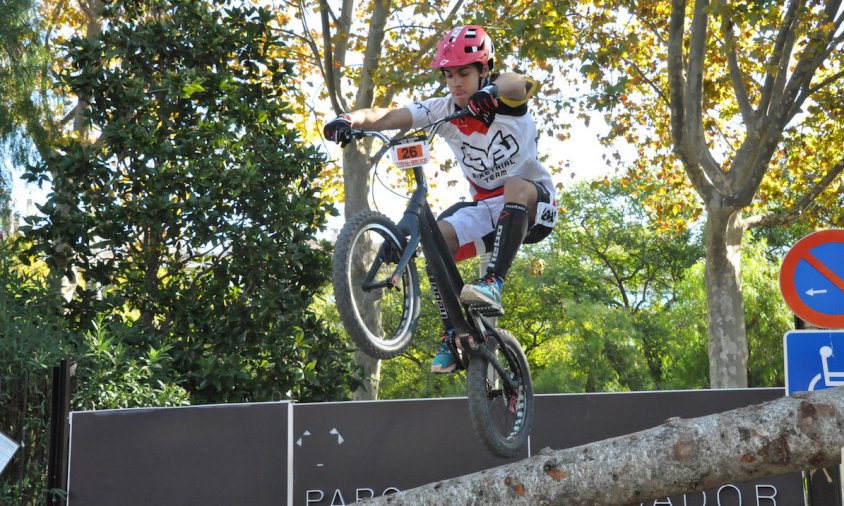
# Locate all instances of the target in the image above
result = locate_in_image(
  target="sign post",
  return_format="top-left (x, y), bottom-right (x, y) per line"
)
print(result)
top-left (780, 229), bottom-right (844, 506)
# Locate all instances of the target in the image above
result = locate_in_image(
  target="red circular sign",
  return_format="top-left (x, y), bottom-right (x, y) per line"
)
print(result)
top-left (779, 229), bottom-right (844, 329)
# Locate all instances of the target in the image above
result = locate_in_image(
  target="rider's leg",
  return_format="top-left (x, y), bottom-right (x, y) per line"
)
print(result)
top-left (431, 220), bottom-right (459, 374)
top-left (438, 220), bottom-right (459, 258)
top-left (487, 178), bottom-right (539, 279)
top-left (461, 179), bottom-right (538, 311)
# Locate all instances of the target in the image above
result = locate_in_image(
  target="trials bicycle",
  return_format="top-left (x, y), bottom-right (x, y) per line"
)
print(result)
top-left (331, 108), bottom-right (534, 458)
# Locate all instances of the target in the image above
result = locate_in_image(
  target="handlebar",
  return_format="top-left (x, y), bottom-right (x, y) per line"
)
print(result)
top-left (346, 107), bottom-right (473, 147)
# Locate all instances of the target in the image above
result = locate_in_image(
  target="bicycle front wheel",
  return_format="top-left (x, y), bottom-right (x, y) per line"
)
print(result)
top-left (332, 211), bottom-right (420, 359)
top-left (467, 329), bottom-right (533, 458)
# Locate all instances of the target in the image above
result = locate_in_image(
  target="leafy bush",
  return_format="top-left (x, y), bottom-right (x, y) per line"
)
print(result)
top-left (0, 240), bottom-right (188, 505)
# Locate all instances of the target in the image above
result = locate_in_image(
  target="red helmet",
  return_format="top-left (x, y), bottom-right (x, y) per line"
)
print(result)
top-left (429, 25), bottom-right (494, 70)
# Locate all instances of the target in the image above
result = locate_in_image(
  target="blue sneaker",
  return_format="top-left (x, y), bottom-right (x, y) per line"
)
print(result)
top-left (431, 332), bottom-right (458, 374)
top-left (460, 274), bottom-right (503, 314)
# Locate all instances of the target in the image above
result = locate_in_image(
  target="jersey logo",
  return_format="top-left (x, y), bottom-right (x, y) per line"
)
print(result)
top-left (460, 131), bottom-right (520, 174)
top-left (451, 113), bottom-right (494, 135)
top-left (411, 102), bottom-right (433, 122)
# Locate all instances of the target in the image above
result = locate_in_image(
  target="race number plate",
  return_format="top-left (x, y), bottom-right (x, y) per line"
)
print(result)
top-left (391, 137), bottom-right (430, 169)
top-left (536, 201), bottom-right (558, 228)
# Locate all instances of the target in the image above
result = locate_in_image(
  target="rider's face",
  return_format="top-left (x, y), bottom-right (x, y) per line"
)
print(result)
top-left (443, 64), bottom-right (488, 107)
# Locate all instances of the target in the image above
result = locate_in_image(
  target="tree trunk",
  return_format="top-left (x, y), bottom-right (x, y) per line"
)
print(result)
top-left (342, 145), bottom-right (372, 219)
top-left (361, 386), bottom-right (844, 505)
top-left (344, 142), bottom-right (382, 401)
top-left (352, 350), bottom-right (381, 401)
top-left (334, 0), bottom-right (390, 400)
top-left (704, 205), bottom-right (748, 389)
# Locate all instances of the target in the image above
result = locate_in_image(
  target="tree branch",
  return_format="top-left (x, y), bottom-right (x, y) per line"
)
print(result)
top-left (578, 219), bottom-right (633, 309)
top-left (667, 0), bottom-right (688, 154)
top-left (378, 0), bottom-right (464, 107)
top-left (685, 0), bottom-right (709, 149)
top-left (318, 0), bottom-right (346, 115)
top-left (809, 67), bottom-right (844, 95)
top-left (667, 0), bottom-right (716, 200)
top-left (757, 0), bottom-right (801, 119)
top-left (781, 23), bottom-right (836, 123)
top-left (731, 0), bottom-right (839, 206)
top-left (353, 0), bottom-right (390, 110)
top-left (745, 157), bottom-right (844, 229)
top-left (620, 55), bottom-right (669, 106)
top-left (721, 16), bottom-right (754, 124)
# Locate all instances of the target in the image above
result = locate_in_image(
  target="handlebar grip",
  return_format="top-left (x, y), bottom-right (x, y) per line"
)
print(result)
top-left (448, 108), bottom-right (473, 121)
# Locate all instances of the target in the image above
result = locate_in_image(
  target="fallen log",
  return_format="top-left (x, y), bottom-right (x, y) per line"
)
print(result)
top-left (361, 386), bottom-right (844, 505)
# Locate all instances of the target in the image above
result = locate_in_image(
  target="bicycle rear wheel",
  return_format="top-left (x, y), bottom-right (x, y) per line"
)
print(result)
top-left (467, 329), bottom-right (533, 458)
top-left (332, 211), bottom-right (420, 359)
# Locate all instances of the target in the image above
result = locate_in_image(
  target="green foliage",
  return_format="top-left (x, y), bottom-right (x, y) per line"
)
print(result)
top-left (0, 238), bottom-right (189, 505)
top-left (377, 257), bottom-right (474, 400)
top-left (741, 239), bottom-right (790, 388)
top-left (72, 315), bottom-right (190, 410)
top-left (659, 238), bottom-right (791, 390)
top-left (521, 180), bottom-right (703, 392)
top-left (374, 178), bottom-right (792, 398)
top-left (21, 0), bottom-right (355, 404)
top-left (0, 0), bottom-right (50, 152)
top-left (0, 241), bottom-right (68, 505)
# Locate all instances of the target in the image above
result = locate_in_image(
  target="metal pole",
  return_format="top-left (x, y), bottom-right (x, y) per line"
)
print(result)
top-left (47, 359), bottom-right (74, 506)
top-left (18, 370), bottom-right (27, 487)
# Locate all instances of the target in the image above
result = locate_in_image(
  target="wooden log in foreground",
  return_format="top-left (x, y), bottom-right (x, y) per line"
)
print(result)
top-left (361, 386), bottom-right (844, 505)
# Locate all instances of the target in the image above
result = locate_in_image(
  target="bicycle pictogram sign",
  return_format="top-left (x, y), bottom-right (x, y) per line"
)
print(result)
top-left (779, 229), bottom-right (844, 329)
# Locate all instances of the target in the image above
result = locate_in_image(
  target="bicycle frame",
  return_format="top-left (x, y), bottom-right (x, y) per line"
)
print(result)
top-left (353, 111), bottom-right (520, 386)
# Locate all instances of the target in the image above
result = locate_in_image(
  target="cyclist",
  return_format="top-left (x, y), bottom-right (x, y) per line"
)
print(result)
top-left (324, 24), bottom-right (557, 374)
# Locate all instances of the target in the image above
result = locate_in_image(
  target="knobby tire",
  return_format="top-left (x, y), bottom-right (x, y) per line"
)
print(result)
top-left (332, 211), bottom-right (420, 359)
top-left (467, 329), bottom-right (533, 458)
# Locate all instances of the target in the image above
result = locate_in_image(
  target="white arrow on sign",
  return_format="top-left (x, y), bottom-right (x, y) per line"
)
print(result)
top-left (296, 430), bottom-right (311, 446)
top-left (806, 288), bottom-right (828, 296)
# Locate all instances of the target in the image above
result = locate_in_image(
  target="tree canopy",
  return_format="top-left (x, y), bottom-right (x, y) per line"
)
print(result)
top-left (20, 0), bottom-right (355, 402)
top-left (553, 0), bottom-right (843, 387)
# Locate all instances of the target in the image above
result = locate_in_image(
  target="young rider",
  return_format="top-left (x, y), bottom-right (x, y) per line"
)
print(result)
top-left (324, 25), bottom-right (557, 374)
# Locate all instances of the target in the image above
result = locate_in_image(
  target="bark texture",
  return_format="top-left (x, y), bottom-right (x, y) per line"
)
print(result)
top-left (704, 208), bottom-right (748, 388)
top-left (360, 387), bottom-right (844, 505)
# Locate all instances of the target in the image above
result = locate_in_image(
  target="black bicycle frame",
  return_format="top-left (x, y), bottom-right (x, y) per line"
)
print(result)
top-left (397, 166), bottom-right (469, 331)
top-left (394, 165), bottom-right (519, 389)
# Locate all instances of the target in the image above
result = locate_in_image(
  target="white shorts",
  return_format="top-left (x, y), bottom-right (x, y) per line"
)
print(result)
top-left (441, 196), bottom-right (504, 252)
top-left (438, 180), bottom-right (556, 261)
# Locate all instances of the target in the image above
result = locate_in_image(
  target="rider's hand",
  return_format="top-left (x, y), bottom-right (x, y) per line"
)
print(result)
top-left (323, 114), bottom-right (353, 147)
top-left (467, 84), bottom-right (499, 116)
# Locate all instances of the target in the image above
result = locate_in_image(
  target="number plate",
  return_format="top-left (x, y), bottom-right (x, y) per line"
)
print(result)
top-left (391, 138), bottom-right (430, 169)
top-left (536, 201), bottom-right (558, 228)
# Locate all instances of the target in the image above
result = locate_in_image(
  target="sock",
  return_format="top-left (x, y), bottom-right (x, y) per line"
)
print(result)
top-left (487, 202), bottom-right (528, 280)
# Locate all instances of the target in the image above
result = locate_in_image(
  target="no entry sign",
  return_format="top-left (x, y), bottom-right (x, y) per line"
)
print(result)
top-left (779, 229), bottom-right (844, 329)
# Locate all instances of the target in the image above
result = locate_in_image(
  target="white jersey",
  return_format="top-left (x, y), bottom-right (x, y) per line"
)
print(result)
top-left (405, 93), bottom-right (554, 202)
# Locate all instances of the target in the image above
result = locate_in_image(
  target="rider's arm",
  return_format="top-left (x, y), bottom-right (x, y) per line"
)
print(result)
top-left (347, 107), bottom-right (413, 131)
top-left (493, 73), bottom-right (539, 107)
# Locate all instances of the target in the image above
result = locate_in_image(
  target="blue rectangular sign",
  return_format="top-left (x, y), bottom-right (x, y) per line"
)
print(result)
top-left (784, 330), bottom-right (844, 395)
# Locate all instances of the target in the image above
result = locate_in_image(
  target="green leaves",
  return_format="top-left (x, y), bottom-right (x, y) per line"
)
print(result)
top-left (22, 0), bottom-right (355, 404)
top-left (180, 80), bottom-right (206, 99)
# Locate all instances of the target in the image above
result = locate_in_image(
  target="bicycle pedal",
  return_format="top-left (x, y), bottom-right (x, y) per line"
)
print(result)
top-left (468, 304), bottom-right (504, 317)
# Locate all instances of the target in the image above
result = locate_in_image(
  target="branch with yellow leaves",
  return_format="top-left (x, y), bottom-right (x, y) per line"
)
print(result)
top-left (745, 157), bottom-right (844, 230)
